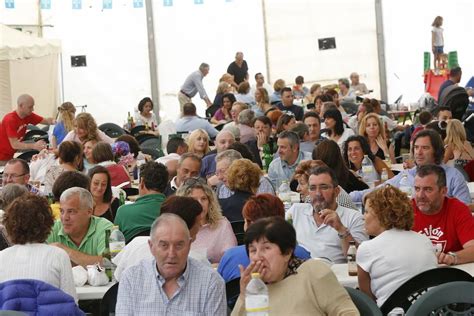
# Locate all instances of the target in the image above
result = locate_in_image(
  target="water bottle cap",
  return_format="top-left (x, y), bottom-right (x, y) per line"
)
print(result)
top-left (251, 272), bottom-right (261, 278)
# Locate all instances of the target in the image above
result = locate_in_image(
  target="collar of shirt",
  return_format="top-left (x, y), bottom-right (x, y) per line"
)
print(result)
top-left (153, 258), bottom-right (191, 290)
top-left (281, 151), bottom-right (305, 169)
top-left (170, 176), bottom-right (179, 191)
top-left (58, 217), bottom-right (96, 249)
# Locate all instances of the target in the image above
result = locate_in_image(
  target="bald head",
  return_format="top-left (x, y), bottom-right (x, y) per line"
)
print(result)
top-left (16, 94), bottom-right (35, 118)
top-left (215, 130), bottom-right (235, 152)
top-left (150, 213), bottom-right (190, 241)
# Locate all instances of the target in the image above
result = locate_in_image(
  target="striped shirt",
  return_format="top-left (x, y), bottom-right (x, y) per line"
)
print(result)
top-left (116, 257), bottom-right (227, 316)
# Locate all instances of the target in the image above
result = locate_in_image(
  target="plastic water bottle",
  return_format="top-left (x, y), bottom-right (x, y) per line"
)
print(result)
top-left (278, 180), bottom-right (291, 211)
top-left (361, 155), bottom-right (376, 188)
top-left (381, 168), bottom-right (389, 183)
top-left (136, 157), bottom-right (146, 180)
top-left (399, 173), bottom-right (412, 198)
top-left (245, 273), bottom-right (269, 316)
top-left (347, 241), bottom-right (357, 276)
top-left (109, 226), bottom-right (126, 259)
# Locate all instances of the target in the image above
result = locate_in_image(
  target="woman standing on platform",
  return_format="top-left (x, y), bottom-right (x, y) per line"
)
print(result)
top-left (432, 16), bottom-right (444, 70)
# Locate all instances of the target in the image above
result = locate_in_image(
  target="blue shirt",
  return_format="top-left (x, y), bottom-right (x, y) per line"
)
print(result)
top-left (200, 153), bottom-right (217, 178)
top-left (52, 122), bottom-right (68, 146)
top-left (268, 151), bottom-right (312, 189)
top-left (276, 102), bottom-right (304, 121)
top-left (218, 245), bottom-right (311, 283)
top-left (349, 164), bottom-right (471, 204)
top-left (116, 257), bottom-right (226, 316)
top-left (175, 116), bottom-right (218, 138)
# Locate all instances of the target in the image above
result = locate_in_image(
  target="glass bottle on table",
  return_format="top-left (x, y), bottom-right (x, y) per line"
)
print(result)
top-left (261, 144), bottom-right (273, 173)
top-left (103, 228), bottom-right (113, 281)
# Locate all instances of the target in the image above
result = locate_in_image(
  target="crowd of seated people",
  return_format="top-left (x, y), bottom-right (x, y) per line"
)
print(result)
top-left (1, 64), bottom-right (474, 315)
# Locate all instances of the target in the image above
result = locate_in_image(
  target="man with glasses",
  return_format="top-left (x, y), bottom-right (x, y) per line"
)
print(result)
top-left (114, 162), bottom-right (168, 243)
top-left (287, 166), bottom-right (367, 263)
top-left (1, 158), bottom-right (40, 194)
top-left (276, 87), bottom-right (304, 121)
top-left (0, 94), bottom-right (55, 165)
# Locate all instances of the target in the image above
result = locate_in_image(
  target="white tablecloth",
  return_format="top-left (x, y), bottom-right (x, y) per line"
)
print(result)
top-left (76, 282), bottom-right (115, 301)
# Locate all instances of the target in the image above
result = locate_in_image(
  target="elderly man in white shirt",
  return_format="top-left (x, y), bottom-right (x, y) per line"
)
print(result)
top-left (287, 165), bottom-right (368, 263)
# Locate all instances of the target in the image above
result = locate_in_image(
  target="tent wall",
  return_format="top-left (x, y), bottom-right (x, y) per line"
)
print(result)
top-left (263, 0), bottom-right (380, 95)
top-left (8, 54), bottom-right (59, 118)
top-left (2, 0), bottom-right (474, 124)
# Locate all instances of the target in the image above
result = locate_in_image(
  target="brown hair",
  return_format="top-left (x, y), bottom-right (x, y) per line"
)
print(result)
top-left (227, 159), bottom-right (262, 193)
top-left (74, 113), bottom-right (99, 142)
top-left (92, 142), bottom-right (114, 163)
top-left (4, 194), bottom-right (54, 244)
top-left (292, 160), bottom-right (327, 183)
top-left (364, 185), bottom-right (413, 230)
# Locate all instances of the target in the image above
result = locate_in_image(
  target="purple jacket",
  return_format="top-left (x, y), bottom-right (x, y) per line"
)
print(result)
top-left (0, 279), bottom-right (84, 316)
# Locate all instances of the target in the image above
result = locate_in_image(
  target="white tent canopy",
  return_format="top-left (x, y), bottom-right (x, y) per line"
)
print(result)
top-left (0, 24), bottom-right (61, 119)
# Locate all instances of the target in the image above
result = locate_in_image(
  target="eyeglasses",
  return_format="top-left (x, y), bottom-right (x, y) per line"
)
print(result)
top-left (3, 173), bottom-right (27, 180)
top-left (308, 184), bottom-right (333, 192)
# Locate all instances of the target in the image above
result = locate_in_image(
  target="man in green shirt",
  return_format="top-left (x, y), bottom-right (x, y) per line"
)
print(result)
top-left (115, 161), bottom-right (168, 242)
top-left (48, 187), bottom-right (113, 266)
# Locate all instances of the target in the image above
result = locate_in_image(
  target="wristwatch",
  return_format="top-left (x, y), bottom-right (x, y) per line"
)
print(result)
top-left (447, 251), bottom-right (458, 265)
top-left (338, 229), bottom-right (351, 239)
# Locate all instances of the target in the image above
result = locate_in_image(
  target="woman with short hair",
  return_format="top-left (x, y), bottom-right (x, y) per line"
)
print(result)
top-left (357, 185), bottom-right (437, 306)
top-left (0, 194), bottom-right (77, 302)
top-left (232, 216), bottom-right (357, 315)
top-left (43, 141), bottom-right (83, 195)
top-left (322, 109), bottom-right (354, 148)
top-left (218, 159), bottom-right (262, 222)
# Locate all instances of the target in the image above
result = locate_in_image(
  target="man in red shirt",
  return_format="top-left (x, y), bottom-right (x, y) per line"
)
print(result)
top-left (412, 164), bottom-right (474, 265)
top-left (0, 94), bottom-right (55, 164)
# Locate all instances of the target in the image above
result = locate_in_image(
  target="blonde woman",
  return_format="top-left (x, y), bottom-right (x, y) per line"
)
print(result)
top-left (176, 179), bottom-right (237, 264)
top-left (51, 102), bottom-right (76, 149)
top-left (359, 113), bottom-right (395, 163)
top-left (63, 113), bottom-right (113, 145)
top-left (443, 119), bottom-right (474, 168)
top-left (186, 129), bottom-right (210, 158)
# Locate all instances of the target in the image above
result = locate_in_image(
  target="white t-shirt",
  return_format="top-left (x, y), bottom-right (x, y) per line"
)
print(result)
top-left (287, 203), bottom-right (368, 263)
top-left (322, 128), bottom-right (355, 149)
top-left (432, 26), bottom-right (444, 46)
top-left (0, 243), bottom-right (77, 302)
top-left (356, 229), bottom-right (438, 306)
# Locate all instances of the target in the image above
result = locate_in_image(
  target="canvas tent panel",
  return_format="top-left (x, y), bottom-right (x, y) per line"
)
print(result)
top-left (0, 24), bottom-right (61, 60)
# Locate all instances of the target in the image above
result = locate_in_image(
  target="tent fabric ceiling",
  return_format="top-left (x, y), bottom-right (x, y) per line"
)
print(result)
top-left (0, 24), bottom-right (61, 60)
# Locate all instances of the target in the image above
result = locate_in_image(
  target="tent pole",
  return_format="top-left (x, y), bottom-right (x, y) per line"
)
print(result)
top-left (145, 0), bottom-right (160, 124)
top-left (375, 0), bottom-right (388, 102)
top-left (261, 0), bottom-right (271, 83)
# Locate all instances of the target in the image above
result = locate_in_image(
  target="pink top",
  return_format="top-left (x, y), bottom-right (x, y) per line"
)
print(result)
top-left (191, 217), bottom-right (237, 264)
top-left (63, 130), bottom-right (113, 144)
